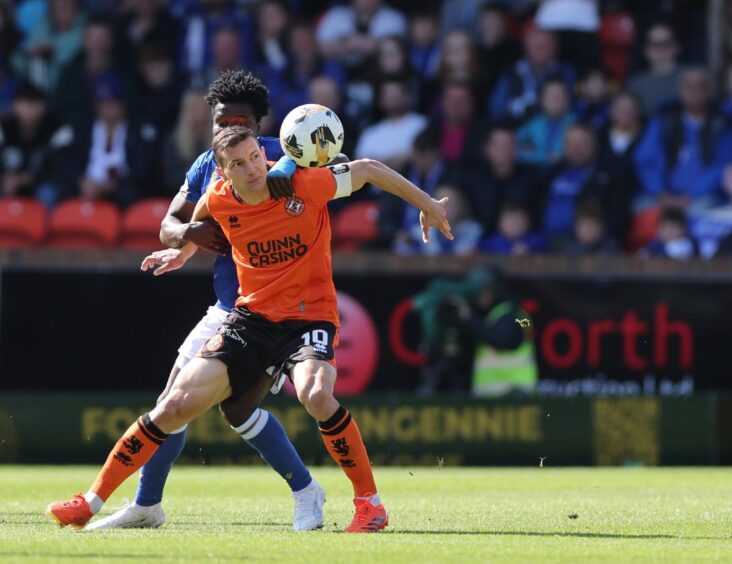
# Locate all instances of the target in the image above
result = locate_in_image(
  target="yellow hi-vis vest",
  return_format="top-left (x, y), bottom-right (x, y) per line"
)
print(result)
top-left (472, 302), bottom-right (537, 396)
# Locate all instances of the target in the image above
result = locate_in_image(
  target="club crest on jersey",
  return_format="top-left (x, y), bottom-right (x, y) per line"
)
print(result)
top-left (284, 196), bottom-right (305, 217)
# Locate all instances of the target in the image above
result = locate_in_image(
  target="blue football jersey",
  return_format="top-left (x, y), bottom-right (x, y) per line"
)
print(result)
top-left (183, 136), bottom-right (284, 310)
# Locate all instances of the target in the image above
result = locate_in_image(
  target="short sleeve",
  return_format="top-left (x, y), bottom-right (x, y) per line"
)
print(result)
top-left (184, 150), bottom-right (218, 204)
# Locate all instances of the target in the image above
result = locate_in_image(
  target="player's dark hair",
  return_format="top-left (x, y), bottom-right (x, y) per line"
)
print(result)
top-left (212, 125), bottom-right (256, 165)
top-left (205, 70), bottom-right (270, 123)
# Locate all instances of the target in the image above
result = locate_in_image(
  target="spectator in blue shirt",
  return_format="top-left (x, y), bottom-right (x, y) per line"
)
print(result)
top-left (516, 78), bottom-right (576, 167)
top-left (481, 201), bottom-right (547, 255)
top-left (489, 28), bottom-right (575, 122)
top-left (641, 207), bottom-right (698, 259)
top-left (634, 68), bottom-right (732, 213)
top-left (542, 124), bottom-right (631, 241)
top-left (396, 184), bottom-right (482, 256)
top-left (575, 66), bottom-right (612, 131)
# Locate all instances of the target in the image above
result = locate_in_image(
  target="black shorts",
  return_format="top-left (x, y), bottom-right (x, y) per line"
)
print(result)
top-left (199, 306), bottom-right (337, 399)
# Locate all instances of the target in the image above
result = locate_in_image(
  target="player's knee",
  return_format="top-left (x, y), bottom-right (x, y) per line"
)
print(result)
top-left (302, 385), bottom-right (335, 419)
top-left (154, 391), bottom-right (191, 429)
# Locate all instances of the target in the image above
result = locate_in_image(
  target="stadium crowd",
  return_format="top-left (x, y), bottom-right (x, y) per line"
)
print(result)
top-left (1, 0), bottom-right (730, 258)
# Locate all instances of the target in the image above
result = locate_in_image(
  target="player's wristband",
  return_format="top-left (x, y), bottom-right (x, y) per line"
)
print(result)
top-left (268, 156), bottom-right (297, 179)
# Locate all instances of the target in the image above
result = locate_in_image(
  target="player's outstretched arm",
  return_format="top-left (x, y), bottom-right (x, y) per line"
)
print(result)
top-left (348, 158), bottom-right (453, 243)
top-left (142, 196), bottom-right (215, 276)
top-left (160, 190), bottom-right (229, 255)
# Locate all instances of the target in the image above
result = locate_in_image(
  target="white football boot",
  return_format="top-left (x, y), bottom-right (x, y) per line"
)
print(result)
top-left (84, 502), bottom-right (166, 530)
top-left (292, 480), bottom-right (325, 531)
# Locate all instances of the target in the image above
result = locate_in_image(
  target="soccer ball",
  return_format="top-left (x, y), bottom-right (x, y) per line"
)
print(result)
top-left (279, 104), bottom-right (345, 167)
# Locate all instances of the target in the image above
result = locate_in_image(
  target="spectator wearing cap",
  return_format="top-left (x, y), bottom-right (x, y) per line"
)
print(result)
top-left (51, 16), bottom-right (128, 125)
top-left (489, 28), bottom-right (576, 122)
top-left (0, 83), bottom-right (72, 207)
top-left (66, 74), bottom-right (161, 207)
top-left (316, 0), bottom-right (407, 70)
top-left (12, 0), bottom-right (86, 92)
top-left (634, 68), bottom-right (732, 214)
top-left (628, 23), bottom-right (684, 115)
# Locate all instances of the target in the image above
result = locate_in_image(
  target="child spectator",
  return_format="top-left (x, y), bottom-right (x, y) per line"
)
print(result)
top-left (642, 207), bottom-right (697, 259)
top-left (576, 66), bottom-right (612, 130)
top-left (395, 184), bottom-right (482, 256)
top-left (555, 199), bottom-right (620, 255)
top-left (516, 78), bottom-right (576, 166)
top-left (481, 201), bottom-right (547, 256)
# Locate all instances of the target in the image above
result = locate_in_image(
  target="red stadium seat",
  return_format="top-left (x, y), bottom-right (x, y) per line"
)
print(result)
top-left (120, 198), bottom-right (171, 250)
top-left (599, 12), bottom-right (636, 82)
top-left (47, 198), bottom-right (121, 248)
top-left (0, 198), bottom-right (48, 248)
top-left (627, 207), bottom-right (662, 252)
top-left (332, 201), bottom-right (380, 251)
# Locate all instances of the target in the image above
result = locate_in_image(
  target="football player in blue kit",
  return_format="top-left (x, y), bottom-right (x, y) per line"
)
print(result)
top-left (85, 71), bottom-right (325, 532)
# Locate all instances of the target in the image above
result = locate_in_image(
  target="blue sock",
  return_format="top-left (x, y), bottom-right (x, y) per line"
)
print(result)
top-left (233, 409), bottom-right (312, 492)
top-left (135, 427), bottom-right (188, 506)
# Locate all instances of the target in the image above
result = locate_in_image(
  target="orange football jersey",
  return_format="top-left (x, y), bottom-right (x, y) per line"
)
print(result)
top-left (205, 166), bottom-right (341, 326)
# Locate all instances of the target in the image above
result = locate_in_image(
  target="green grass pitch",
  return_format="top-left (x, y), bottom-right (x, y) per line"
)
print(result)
top-left (0, 466), bottom-right (730, 563)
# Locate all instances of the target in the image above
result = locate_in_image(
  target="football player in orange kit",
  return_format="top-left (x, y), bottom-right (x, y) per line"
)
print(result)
top-left (47, 125), bottom-right (452, 533)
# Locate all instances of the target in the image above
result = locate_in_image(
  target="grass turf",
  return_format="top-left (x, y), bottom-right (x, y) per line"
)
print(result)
top-left (0, 466), bottom-right (730, 563)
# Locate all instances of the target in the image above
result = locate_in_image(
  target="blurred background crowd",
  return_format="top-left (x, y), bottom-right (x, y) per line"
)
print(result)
top-left (2, 0), bottom-right (732, 258)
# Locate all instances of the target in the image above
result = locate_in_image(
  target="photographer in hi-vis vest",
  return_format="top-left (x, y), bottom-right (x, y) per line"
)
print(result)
top-left (412, 267), bottom-right (537, 396)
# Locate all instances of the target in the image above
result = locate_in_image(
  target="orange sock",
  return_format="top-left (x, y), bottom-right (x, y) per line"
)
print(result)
top-left (91, 413), bottom-right (167, 501)
top-left (319, 406), bottom-right (377, 497)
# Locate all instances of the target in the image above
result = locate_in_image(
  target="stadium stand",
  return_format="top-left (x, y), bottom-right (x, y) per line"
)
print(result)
top-left (47, 198), bottom-right (121, 248)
